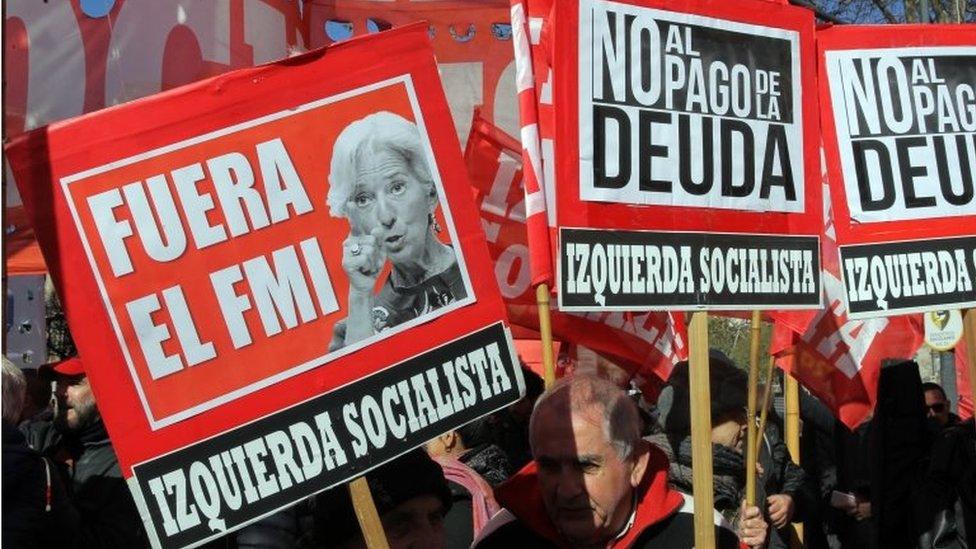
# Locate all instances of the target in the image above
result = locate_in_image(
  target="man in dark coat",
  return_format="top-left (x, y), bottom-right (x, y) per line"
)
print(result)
top-left (2, 358), bottom-right (75, 548)
top-left (922, 383), bottom-right (961, 429)
top-left (47, 357), bottom-right (148, 548)
top-left (759, 417), bottom-right (814, 548)
top-left (474, 375), bottom-right (768, 548)
top-left (921, 416), bottom-right (975, 547)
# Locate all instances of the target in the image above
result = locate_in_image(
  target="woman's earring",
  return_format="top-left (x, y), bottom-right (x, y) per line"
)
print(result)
top-left (429, 212), bottom-right (442, 233)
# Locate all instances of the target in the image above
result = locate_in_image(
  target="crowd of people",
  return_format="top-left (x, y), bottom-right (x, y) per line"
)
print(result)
top-left (3, 348), bottom-right (974, 548)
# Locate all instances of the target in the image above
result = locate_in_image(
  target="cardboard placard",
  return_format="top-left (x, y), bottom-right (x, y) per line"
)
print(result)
top-left (818, 25), bottom-right (976, 318)
top-left (553, 0), bottom-right (821, 310)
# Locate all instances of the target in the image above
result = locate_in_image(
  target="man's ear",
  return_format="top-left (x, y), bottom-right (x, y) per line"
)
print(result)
top-left (630, 441), bottom-right (651, 488)
top-left (440, 431), bottom-right (458, 451)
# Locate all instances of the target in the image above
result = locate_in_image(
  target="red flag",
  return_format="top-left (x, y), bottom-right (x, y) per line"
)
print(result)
top-left (510, 0), bottom-right (553, 286)
top-left (465, 112), bottom-right (687, 381)
top-left (957, 339), bottom-right (974, 420)
top-left (770, 179), bottom-right (924, 429)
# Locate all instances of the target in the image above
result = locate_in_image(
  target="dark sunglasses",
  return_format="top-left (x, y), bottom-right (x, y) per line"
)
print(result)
top-left (927, 403), bottom-right (947, 413)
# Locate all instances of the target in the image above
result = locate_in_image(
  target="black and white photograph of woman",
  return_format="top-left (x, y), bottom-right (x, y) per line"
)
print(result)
top-left (327, 111), bottom-right (469, 351)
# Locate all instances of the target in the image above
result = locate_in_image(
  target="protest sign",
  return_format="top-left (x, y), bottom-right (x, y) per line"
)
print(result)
top-left (553, 0), bottom-right (821, 310)
top-left (5, 25), bottom-right (523, 548)
top-left (818, 25), bottom-right (976, 319)
top-left (466, 111), bottom-right (686, 380)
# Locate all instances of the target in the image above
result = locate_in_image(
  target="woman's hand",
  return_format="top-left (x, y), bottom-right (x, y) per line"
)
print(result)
top-left (342, 228), bottom-right (386, 346)
top-left (342, 228), bottom-right (386, 294)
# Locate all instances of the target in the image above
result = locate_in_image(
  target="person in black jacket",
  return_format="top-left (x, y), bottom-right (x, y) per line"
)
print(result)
top-left (759, 414), bottom-right (814, 549)
top-left (46, 357), bottom-right (149, 548)
top-left (2, 358), bottom-right (75, 548)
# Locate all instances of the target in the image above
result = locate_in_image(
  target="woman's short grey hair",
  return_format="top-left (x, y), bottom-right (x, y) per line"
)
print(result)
top-left (530, 375), bottom-right (642, 461)
top-left (327, 111), bottom-right (435, 218)
top-left (2, 357), bottom-right (27, 424)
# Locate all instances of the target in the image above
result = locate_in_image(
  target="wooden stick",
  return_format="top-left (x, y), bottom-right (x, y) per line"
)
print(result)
top-left (349, 477), bottom-right (390, 549)
top-left (755, 355), bottom-right (776, 457)
top-left (689, 311), bottom-right (716, 549)
top-left (784, 372), bottom-right (804, 547)
top-left (536, 283), bottom-right (556, 389)
top-left (746, 310), bottom-right (762, 507)
top-left (964, 309), bottom-right (976, 437)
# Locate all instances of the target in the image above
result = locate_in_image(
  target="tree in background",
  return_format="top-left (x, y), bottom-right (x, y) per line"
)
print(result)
top-left (794, 0), bottom-right (973, 25)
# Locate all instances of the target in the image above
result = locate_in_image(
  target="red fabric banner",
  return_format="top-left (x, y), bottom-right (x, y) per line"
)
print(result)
top-left (956, 338), bottom-right (974, 420)
top-left (509, 0), bottom-right (554, 286)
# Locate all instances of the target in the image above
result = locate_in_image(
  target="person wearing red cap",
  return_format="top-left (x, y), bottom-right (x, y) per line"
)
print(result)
top-left (43, 356), bottom-right (149, 548)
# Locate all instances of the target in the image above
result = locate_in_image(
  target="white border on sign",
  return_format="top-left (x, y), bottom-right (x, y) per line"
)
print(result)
top-left (555, 226), bottom-right (824, 312)
top-left (577, 0), bottom-right (805, 213)
top-left (127, 321), bottom-right (525, 549)
top-left (60, 75), bottom-right (477, 430)
top-left (824, 46), bottom-right (976, 225)
top-left (837, 235), bottom-right (976, 320)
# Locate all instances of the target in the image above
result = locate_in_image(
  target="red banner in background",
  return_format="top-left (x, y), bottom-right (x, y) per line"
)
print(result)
top-left (509, 0), bottom-right (553, 286)
top-left (956, 339), bottom-right (974, 420)
top-left (5, 1), bottom-right (517, 200)
top-left (308, 0), bottom-right (518, 145)
top-left (465, 111), bottom-right (687, 382)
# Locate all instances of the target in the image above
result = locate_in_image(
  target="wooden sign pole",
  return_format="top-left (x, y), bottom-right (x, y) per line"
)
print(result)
top-left (745, 310), bottom-right (762, 508)
top-left (755, 356), bottom-right (776, 456)
top-left (349, 477), bottom-right (391, 549)
top-left (537, 283), bottom-right (556, 389)
top-left (689, 311), bottom-right (716, 549)
top-left (784, 372), bottom-right (803, 547)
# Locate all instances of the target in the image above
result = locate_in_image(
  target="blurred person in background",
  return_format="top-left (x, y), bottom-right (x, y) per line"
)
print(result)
top-left (3, 357), bottom-right (74, 548)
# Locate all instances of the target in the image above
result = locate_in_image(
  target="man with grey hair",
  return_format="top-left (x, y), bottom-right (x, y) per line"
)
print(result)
top-left (3, 357), bottom-right (27, 425)
top-left (474, 375), bottom-right (768, 548)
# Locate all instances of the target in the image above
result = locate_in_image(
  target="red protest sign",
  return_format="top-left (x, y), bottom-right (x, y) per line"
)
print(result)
top-left (6, 25), bottom-right (522, 548)
top-left (817, 25), bottom-right (976, 318)
top-left (551, 0), bottom-right (822, 311)
top-left (466, 112), bottom-right (686, 381)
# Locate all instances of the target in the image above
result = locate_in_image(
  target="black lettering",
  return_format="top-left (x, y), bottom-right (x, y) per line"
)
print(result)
top-left (933, 134), bottom-right (974, 206)
top-left (759, 124), bottom-right (796, 201)
top-left (678, 114), bottom-right (713, 195)
top-left (639, 109), bottom-right (671, 192)
top-left (593, 104), bottom-right (631, 189)
top-left (896, 136), bottom-right (935, 208)
top-left (720, 118), bottom-right (755, 197)
top-left (852, 139), bottom-right (895, 211)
